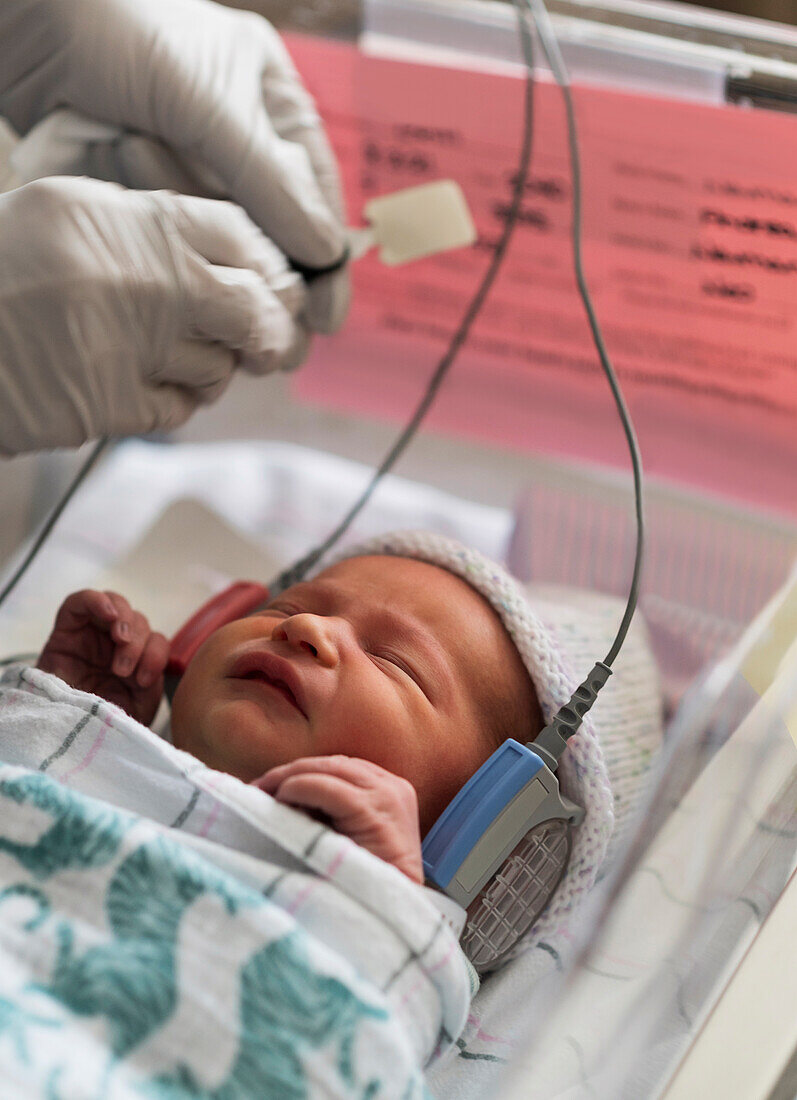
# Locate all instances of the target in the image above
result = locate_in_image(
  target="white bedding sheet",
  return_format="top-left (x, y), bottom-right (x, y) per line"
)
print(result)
top-left (0, 438), bottom-right (512, 656)
top-left (0, 664), bottom-right (471, 1096)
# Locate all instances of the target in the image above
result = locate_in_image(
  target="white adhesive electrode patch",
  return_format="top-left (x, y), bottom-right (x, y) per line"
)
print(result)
top-left (356, 179), bottom-right (477, 266)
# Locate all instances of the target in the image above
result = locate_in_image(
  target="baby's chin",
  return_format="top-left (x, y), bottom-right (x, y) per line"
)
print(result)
top-left (170, 693), bottom-right (306, 781)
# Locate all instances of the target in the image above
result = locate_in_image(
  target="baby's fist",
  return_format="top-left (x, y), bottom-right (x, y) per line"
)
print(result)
top-left (255, 756), bottom-right (424, 884)
top-left (37, 590), bottom-right (168, 725)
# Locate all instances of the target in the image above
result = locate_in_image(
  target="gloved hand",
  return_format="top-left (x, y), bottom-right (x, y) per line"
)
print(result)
top-left (0, 0), bottom-right (349, 333)
top-left (0, 176), bottom-right (308, 455)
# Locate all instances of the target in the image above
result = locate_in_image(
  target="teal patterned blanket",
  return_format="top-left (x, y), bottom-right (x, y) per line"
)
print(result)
top-left (0, 667), bottom-right (470, 1098)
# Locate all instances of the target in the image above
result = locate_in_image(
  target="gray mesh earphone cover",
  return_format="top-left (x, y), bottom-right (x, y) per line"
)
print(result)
top-left (460, 819), bottom-right (572, 972)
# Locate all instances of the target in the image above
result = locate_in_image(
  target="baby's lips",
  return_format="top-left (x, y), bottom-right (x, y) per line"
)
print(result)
top-left (227, 649), bottom-right (309, 718)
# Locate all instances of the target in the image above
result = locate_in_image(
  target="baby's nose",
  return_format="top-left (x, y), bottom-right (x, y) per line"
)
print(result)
top-left (272, 614), bottom-right (339, 667)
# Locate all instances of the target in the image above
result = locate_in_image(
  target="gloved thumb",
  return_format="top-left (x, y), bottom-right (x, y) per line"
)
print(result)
top-left (182, 255), bottom-right (298, 377)
top-left (200, 85), bottom-right (344, 269)
top-left (165, 193), bottom-right (306, 320)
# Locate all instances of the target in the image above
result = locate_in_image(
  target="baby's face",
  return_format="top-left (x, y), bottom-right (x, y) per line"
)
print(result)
top-left (171, 555), bottom-right (538, 833)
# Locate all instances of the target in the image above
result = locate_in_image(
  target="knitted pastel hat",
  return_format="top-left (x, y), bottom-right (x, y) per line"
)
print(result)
top-left (329, 531), bottom-right (663, 959)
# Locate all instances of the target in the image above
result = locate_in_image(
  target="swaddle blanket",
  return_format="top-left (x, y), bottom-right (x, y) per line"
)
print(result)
top-left (0, 666), bottom-right (470, 1099)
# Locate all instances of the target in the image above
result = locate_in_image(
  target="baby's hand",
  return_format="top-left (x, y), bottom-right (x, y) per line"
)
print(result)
top-left (254, 756), bottom-right (424, 885)
top-left (37, 590), bottom-right (168, 725)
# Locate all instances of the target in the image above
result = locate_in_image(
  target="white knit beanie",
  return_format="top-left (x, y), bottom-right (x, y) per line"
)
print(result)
top-left (330, 531), bottom-right (663, 957)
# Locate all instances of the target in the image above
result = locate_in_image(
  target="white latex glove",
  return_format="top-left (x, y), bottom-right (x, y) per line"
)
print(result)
top-left (0, 0), bottom-right (349, 333)
top-left (0, 177), bottom-right (309, 456)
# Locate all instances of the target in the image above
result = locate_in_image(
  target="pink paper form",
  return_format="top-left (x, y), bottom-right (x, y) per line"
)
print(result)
top-left (287, 35), bottom-right (797, 518)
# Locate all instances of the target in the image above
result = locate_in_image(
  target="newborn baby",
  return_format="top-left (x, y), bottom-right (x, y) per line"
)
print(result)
top-left (34, 529), bottom-right (663, 926)
top-left (36, 543), bottom-right (541, 886)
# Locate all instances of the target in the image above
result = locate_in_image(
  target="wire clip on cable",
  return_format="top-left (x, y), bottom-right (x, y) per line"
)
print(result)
top-left (531, 661), bottom-right (612, 770)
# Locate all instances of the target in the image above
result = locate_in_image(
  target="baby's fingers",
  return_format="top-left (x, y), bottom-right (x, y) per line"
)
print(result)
top-left (105, 592), bottom-right (135, 648)
top-left (273, 773), bottom-right (367, 827)
top-left (256, 755), bottom-right (379, 794)
top-left (135, 631), bottom-right (169, 688)
top-left (53, 589), bottom-right (119, 631)
top-left (109, 606), bottom-right (152, 678)
top-left (271, 770), bottom-right (424, 883)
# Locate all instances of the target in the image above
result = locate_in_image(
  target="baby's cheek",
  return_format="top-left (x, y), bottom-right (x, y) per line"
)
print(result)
top-left (170, 646), bottom-right (227, 753)
top-left (169, 678), bottom-right (201, 754)
top-left (172, 694), bottom-right (267, 778)
top-left (328, 687), bottom-right (409, 764)
top-left (170, 619), bottom-right (257, 731)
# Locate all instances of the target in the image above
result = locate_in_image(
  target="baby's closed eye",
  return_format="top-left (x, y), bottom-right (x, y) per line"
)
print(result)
top-left (369, 649), bottom-right (426, 692)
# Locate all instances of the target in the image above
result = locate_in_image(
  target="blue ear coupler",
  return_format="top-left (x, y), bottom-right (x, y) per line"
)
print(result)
top-left (422, 664), bottom-right (612, 970)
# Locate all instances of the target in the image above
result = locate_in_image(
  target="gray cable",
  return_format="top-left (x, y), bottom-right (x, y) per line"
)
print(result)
top-left (274, 0), bottom-right (644, 674)
top-left (271, 1), bottom-right (537, 593)
top-left (0, 438), bottom-right (108, 611)
top-left (525, 0), bottom-right (646, 768)
top-left (527, 0), bottom-right (645, 669)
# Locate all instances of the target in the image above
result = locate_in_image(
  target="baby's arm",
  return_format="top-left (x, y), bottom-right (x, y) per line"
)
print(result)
top-left (37, 590), bottom-right (169, 725)
top-left (254, 756), bottom-right (424, 884)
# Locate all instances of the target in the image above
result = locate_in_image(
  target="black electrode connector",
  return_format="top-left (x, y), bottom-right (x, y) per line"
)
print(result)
top-left (290, 246), bottom-right (350, 283)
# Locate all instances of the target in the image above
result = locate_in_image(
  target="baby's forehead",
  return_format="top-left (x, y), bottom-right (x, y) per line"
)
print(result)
top-left (306, 554), bottom-right (477, 611)
top-left (316, 553), bottom-right (445, 583)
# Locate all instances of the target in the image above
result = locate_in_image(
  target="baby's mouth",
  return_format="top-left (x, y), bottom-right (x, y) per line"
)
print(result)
top-left (227, 651), bottom-right (308, 718)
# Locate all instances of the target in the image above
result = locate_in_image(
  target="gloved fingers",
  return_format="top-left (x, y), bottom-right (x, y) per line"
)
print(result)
top-left (8, 109), bottom-right (214, 201)
top-left (278, 119), bottom-right (346, 230)
top-left (164, 190), bottom-right (346, 337)
top-left (165, 193), bottom-right (306, 319)
top-left (258, 28), bottom-right (346, 225)
top-left (170, 190), bottom-right (349, 336)
top-left (114, 133), bottom-right (225, 197)
top-left (226, 106), bottom-right (345, 271)
top-left (113, 108), bottom-right (346, 279)
top-left (155, 340), bottom-right (236, 404)
top-left (304, 266), bottom-right (352, 336)
top-left (13, 109), bottom-right (225, 202)
top-left (180, 254), bottom-right (299, 376)
top-left (279, 325), bottom-right (312, 375)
